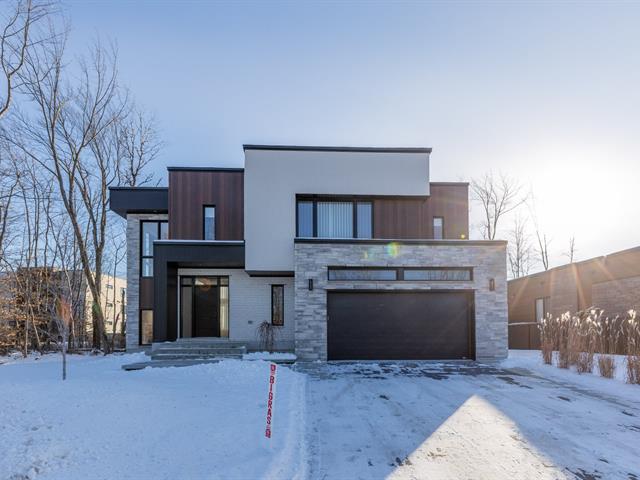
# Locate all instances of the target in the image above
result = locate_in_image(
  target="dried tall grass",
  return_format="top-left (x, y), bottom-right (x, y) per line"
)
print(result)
top-left (622, 310), bottom-right (640, 384)
top-left (539, 314), bottom-right (556, 365)
top-left (537, 308), bottom-right (639, 383)
top-left (595, 314), bottom-right (620, 379)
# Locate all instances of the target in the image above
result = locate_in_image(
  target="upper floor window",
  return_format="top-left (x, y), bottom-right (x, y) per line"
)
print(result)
top-left (433, 217), bottom-right (444, 240)
top-left (203, 206), bottom-right (216, 240)
top-left (296, 198), bottom-right (372, 239)
top-left (141, 220), bottom-right (168, 277)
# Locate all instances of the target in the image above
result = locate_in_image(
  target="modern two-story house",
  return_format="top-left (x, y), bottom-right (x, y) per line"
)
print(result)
top-left (110, 145), bottom-right (508, 361)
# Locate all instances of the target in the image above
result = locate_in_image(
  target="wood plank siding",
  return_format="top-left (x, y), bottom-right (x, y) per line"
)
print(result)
top-left (373, 183), bottom-right (469, 240)
top-left (168, 169), bottom-right (244, 240)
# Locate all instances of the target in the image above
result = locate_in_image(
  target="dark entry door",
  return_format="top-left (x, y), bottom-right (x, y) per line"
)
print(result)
top-left (193, 284), bottom-right (219, 337)
top-left (327, 291), bottom-right (474, 360)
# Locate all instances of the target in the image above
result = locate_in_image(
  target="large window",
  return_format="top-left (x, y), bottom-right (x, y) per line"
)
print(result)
top-left (433, 217), bottom-right (444, 240)
top-left (297, 201), bottom-right (314, 237)
top-left (328, 267), bottom-right (473, 282)
top-left (296, 198), bottom-right (372, 239)
top-left (140, 310), bottom-right (153, 345)
top-left (271, 285), bottom-right (284, 326)
top-left (203, 206), bottom-right (215, 240)
top-left (318, 201), bottom-right (353, 238)
top-left (140, 220), bottom-right (168, 277)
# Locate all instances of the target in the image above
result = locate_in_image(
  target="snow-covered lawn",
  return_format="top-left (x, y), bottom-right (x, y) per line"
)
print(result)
top-left (503, 349), bottom-right (636, 396)
top-left (2, 351), bottom-right (639, 480)
top-left (0, 353), bottom-right (306, 480)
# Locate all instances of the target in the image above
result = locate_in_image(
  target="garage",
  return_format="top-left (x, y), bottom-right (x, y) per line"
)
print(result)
top-left (327, 290), bottom-right (474, 360)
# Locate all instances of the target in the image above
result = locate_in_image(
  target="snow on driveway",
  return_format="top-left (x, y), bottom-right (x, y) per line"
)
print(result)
top-left (0, 354), bottom-right (306, 480)
top-left (302, 361), bottom-right (640, 480)
top-left (3, 353), bottom-right (639, 480)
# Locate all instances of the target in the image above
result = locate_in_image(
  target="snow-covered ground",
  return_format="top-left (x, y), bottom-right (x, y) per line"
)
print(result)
top-left (0, 353), bottom-right (306, 480)
top-left (302, 358), bottom-right (640, 479)
top-left (2, 351), bottom-right (639, 480)
top-left (243, 351), bottom-right (297, 361)
top-left (503, 349), bottom-right (634, 389)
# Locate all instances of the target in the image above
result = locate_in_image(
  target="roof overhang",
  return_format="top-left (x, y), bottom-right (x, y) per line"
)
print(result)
top-left (243, 144), bottom-right (432, 154)
top-left (109, 187), bottom-right (168, 218)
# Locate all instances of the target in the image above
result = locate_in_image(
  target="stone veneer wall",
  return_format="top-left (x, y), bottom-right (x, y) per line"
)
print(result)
top-left (592, 276), bottom-right (640, 318)
top-left (126, 213), bottom-right (168, 351)
top-left (294, 241), bottom-right (508, 362)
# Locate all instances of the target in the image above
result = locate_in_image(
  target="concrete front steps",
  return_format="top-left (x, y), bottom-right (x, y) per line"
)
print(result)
top-left (122, 338), bottom-right (297, 371)
top-left (150, 339), bottom-right (247, 361)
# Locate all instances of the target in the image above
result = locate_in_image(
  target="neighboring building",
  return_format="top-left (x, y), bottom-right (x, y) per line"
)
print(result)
top-left (109, 145), bottom-right (507, 361)
top-left (84, 274), bottom-right (127, 338)
top-left (0, 268), bottom-right (126, 348)
top-left (508, 246), bottom-right (640, 349)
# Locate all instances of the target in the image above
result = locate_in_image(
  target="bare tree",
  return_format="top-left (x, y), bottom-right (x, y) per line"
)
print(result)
top-left (528, 196), bottom-right (551, 271)
top-left (508, 215), bottom-right (533, 278)
top-left (535, 231), bottom-right (551, 271)
top-left (117, 108), bottom-right (162, 187)
top-left (564, 236), bottom-right (577, 263)
top-left (48, 219), bottom-right (80, 380)
top-left (104, 227), bottom-right (125, 350)
top-left (0, 0), bottom-right (54, 119)
top-left (10, 33), bottom-right (126, 352)
top-left (471, 172), bottom-right (528, 240)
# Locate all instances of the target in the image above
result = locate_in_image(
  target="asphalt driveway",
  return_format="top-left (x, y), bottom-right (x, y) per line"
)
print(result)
top-left (300, 362), bottom-right (640, 480)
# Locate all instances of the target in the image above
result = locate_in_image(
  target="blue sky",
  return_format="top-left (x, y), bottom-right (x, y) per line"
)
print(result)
top-left (66, 1), bottom-right (640, 270)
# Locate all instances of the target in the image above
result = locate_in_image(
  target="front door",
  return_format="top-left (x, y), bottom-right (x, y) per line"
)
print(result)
top-left (193, 281), bottom-right (219, 337)
top-left (180, 276), bottom-right (228, 338)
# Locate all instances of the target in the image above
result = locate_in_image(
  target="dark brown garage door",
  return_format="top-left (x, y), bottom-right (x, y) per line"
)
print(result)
top-left (327, 291), bottom-right (474, 360)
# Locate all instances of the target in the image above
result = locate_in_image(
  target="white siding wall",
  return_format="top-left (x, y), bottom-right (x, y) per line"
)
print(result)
top-left (244, 149), bottom-right (430, 272)
top-left (177, 268), bottom-right (295, 351)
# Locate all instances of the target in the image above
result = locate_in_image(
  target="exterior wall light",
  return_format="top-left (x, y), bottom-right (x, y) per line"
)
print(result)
top-left (489, 278), bottom-right (495, 291)
top-left (308, 278), bottom-right (313, 291)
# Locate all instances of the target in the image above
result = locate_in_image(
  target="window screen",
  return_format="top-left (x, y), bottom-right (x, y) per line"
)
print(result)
top-left (317, 201), bottom-right (353, 238)
top-left (356, 202), bottom-right (372, 239)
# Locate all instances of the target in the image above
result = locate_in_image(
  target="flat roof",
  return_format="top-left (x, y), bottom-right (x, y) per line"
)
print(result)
top-left (242, 144), bottom-right (432, 154)
top-left (508, 245), bottom-right (640, 284)
top-left (167, 167), bottom-right (244, 172)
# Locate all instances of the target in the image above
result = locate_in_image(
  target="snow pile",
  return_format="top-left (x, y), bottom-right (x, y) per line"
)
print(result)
top-left (0, 353), bottom-right (307, 479)
top-left (243, 351), bottom-right (297, 361)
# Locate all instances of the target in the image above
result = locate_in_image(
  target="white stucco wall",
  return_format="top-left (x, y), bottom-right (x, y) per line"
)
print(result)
top-left (176, 268), bottom-right (295, 351)
top-left (244, 148), bottom-right (430, 272)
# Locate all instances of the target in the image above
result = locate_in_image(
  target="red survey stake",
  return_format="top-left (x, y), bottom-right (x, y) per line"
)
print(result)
top-left (265, 363), bottom-right (277, 439)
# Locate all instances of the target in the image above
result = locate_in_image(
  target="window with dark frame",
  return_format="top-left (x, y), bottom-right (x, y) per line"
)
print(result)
top-left (203, 206), bottom-right (216, 240)
top-left (296, 198), bottom-right (372, 239)
top-left (433, 217), bottom-right (444, 240)
top-left (535, 297), bottom-right (550, 322)
top-left (140, 310), bottom-right (153, 345)
top-left (271, 285), bottom-right (284, 326)
top-left (140, 220), bottom-right (168, 278)
top-left (328, 267), bottom-right (473, 282)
